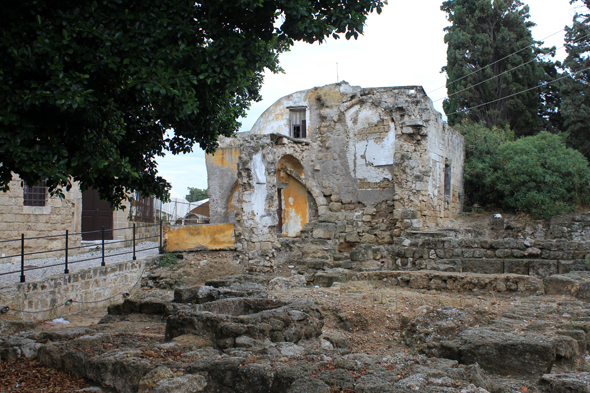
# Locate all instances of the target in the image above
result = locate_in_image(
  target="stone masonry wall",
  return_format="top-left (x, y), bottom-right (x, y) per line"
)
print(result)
top-left (389, 236), bottom-right (590, 278)
top-left (0, 177), bottom-right (82, 263)
top-left (0, 256), bottom-right (158, 322)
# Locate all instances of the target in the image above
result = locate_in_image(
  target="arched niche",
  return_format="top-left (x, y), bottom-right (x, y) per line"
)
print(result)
top-left (276, 155), bottom-right (308, 237)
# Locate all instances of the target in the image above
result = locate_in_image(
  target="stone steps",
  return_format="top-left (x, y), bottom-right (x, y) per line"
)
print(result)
top-left (395, 258), bottom-right (589, 278)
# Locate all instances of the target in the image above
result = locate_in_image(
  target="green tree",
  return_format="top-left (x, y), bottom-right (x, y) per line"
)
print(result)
top-left (492, 132), bottom-right (590, 218)
top-left (0, 0), bottom-right (384, 208)
top-left (186, 187), bottom-right (208, 202)
top-left (560, 0), bottom-right (590, 160)
top-left (441, 0), bottom-right (545, 137)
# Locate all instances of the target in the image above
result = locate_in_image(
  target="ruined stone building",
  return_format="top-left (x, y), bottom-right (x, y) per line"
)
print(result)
top-left (206, 82), bottom-right (464, 270)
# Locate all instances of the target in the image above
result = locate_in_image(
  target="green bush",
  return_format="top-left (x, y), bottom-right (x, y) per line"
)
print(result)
top-left (455, 120), bottom-right (514, 207)
top-left (492, 132), bottom-right (590, 218)
top-left (158, 253), bottom-right (178, 268)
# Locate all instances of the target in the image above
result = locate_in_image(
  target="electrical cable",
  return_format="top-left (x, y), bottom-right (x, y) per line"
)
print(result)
top-left (432, 30), bottom-right (590, 103)
top-left (445, 66), bottom-right (590, 118)
top-left (427, 28), bottom-right (568, 95)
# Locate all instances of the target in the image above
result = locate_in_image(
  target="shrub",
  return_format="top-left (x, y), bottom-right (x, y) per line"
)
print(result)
top-left (158, 253), bottom-right (178, 268)
top-left (454, 120), bottom-right (514, 207)
top-left (492, 132), bottom-right (590, 218)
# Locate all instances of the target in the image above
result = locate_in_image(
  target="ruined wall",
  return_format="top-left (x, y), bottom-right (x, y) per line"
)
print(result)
top-left (207, 82), bottom-right (464, 270)
top-left (0, 177), bottom-right (82, 263)
top-left (206, 140), bottom-right (241, 224)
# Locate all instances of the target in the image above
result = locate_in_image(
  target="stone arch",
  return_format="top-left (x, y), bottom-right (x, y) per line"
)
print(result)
top-left (276, 155), bottom-right (324, 237)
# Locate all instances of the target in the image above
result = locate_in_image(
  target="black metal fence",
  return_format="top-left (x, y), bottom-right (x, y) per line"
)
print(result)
top-left (0, 222), bottom-right (163, 283)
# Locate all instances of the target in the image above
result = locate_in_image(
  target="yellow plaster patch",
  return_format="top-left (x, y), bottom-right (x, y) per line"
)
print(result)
top-left (165, 224), bottom-right (234, 251)
top-left (206, 147), bottom-right (240, 172)
top-left (281, 174), bottom-right (308, 237)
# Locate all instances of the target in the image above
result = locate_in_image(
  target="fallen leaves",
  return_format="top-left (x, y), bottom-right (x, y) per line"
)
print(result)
top-left (0, 358), bottom-right (88, 392)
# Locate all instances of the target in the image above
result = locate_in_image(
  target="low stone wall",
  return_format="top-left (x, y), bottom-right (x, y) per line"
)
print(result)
top-left (389, 237), bottom-right (590, 277)
top-left (0, 256), bottom-right (158, 322)
top-left (354, 270), bottom-right (544, 295)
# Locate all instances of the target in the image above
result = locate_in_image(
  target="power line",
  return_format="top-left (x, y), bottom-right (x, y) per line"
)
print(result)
top-left (427, 28), bottom-right (566, 95)
top-left (432, 29), bottom-right (590, 105)
top-left (445, 66), bottom-right (590, 118)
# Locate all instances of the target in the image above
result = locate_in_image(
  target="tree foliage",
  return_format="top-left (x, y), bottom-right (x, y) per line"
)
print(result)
top-left (457, 121), bottom-right (590, 219)
top-left (454, 120), bottom-right (513, 207)
top-left (560, 0), bottom-right (590, 160)
top-left (492, 132), bottom-right (590, 218)
top-left (186, 187), bottom-right (208, 202)
top-left (0, 0), bottom-right (385, 208)
top-left (441, 0), bottom-right (545, 137)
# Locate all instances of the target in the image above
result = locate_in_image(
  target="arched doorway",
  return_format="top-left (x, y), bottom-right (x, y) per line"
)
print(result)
top-left (276, 155), bottom-right (308, 237)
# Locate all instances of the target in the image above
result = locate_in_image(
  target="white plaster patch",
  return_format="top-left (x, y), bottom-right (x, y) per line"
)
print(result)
top-left (346, 106), bottom-right (395, 183)
top-left (252, 152), bottom-right (266, 184)
top-left (283, 207), bottom-right (302, 237)
top-left (288, 197), bottom-right (294, 206)
top-left (242, 152), bottom-right (272, 227)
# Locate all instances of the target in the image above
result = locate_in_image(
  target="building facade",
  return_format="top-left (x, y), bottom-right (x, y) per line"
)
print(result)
top-left (207, 82), bottom-right (465, 270)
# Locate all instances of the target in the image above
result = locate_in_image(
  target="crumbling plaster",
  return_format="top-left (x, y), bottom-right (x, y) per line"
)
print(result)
top-left (206, 82), bottom-right (464, 270)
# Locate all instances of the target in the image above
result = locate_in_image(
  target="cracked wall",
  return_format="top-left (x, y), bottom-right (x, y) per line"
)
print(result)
top-left (206, 82), bottom-right (464, 270)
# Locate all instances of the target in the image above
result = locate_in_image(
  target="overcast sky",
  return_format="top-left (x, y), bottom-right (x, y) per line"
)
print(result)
top-left (157, 0), bottom-right (579, 200)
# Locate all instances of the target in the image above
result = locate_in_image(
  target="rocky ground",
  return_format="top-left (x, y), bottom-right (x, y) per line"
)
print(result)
top-left (0, 252), bottom-right (589, 392)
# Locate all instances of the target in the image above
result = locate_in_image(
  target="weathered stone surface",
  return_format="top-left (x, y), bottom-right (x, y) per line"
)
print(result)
top-left (439, 328), bottom-right (555, 377)
top-left (577, 281), bottom-right (590, 300)
top-left (313, 268), bottom-right (354, 287)
top-left (138, 366), bottom-right (173, 393)
top-left (152, 374), bottom-right (207, 393)
top-left (165, 298), bottom-right (323, 348)
top-left (287, 377), bottom-right (331, 393)
top-left (321, 330), bottom-right (350, 348)
top-left (268, 275), bottom-right (307, 291)
top-left (350, 244), bottom-right (374, 262)
top-left (544, 275), bottom-right (578, 295)
top-left (538, 372), bottom-right (590, 393)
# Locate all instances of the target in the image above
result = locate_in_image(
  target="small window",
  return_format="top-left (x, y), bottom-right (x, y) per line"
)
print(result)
top-left (444, 162), bottom-right (452, 198)
top-left (290, 109), bottom-right (306, 138)
top-left (24, 180), bottom-right (47, 206)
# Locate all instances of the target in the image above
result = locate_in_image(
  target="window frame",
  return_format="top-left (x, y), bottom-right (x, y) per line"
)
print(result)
top-left (23, 180), bottom-right (47, 207)
top-left (289, 108), bottom-right (307, 138)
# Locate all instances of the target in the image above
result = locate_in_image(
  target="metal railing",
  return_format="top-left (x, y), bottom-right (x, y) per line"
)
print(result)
top-left (0, 221), bottom-right (164, 283)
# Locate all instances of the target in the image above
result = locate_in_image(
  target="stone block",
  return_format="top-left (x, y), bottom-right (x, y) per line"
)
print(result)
top-left (504, 260), bottom-right (529, 275)
top-left (312, 223), bottom-right (336, 239)
top-left (461, 259), bottom-right (503, 274)
top-left (544, 275), bottom-right (578, 295)
top-left (530, 260), bottom-right (558, 278)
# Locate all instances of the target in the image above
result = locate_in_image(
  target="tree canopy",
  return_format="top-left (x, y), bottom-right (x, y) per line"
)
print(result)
top-left (186, 187), bottom-right (207, 202)
top-left (441, 0), bottom-right (546, 137)
top-left (560, 0), bottom-right (590, 160)
top-left (0, 0), bottom-right (385, 208)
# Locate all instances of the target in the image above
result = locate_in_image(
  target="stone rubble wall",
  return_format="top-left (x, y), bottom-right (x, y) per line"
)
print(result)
top-left (0, 256), bottom-right (158, 322)
top-left (449, 213), bottom-right (590, 242)
top-left (208, 83), bottom-right (465, 272)
top-left (389, 236), bottom-right (590, 278)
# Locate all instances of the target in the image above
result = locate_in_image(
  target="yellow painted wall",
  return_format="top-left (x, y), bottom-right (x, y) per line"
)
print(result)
top-left (206, 147), bottom-right (240, 172)
top-left (165, 224), bottom-right (234, 251)
top-left (281, 174), bottom-right (308, 237)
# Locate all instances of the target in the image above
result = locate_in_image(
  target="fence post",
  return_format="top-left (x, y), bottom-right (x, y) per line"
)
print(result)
top-left (101, 226), bottom-right (106, 266)
top-left (132, 223), bottom-right (136, 260)
top-left (20, 234), bottom-right (25, 283)
top-left (64, 230), bottom-right (69, 274)
top-left (159, 220), bottom-right (163, 254)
